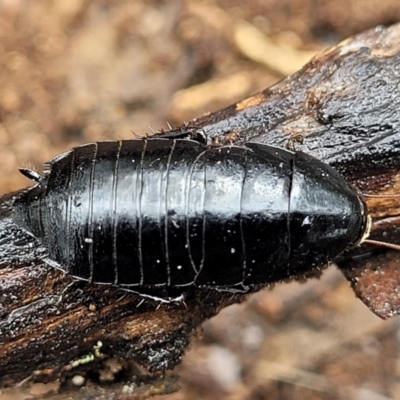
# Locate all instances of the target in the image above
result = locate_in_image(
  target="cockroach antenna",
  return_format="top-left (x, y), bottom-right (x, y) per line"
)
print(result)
top-left (360, 193), bottom-right (400, 251)
top-left (363, 239), bottom-right (400, 251)
top-left (363, 193), bottom-right (400, 198)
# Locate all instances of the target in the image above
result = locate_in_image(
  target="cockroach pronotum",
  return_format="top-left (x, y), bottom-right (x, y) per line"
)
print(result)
top-left (12, 138), bottom-right (373, 299)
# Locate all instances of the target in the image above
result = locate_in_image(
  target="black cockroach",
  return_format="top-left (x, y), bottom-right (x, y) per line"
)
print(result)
top-left (12, 138), bottom-right (370, 297)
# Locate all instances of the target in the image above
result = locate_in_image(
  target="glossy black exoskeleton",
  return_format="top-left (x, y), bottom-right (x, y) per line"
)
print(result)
top-left (12, 139), bottom-right (368, 294)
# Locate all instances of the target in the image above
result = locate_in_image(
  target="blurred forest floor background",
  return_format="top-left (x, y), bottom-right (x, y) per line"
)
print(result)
top-left (1, 1), bottom-right (400, 399)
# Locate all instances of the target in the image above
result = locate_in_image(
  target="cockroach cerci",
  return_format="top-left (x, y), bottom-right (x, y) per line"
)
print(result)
top-left (12, 139), bottom-right (369, 297)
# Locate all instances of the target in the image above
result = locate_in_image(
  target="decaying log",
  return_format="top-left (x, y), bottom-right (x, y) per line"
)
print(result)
top-left (1, 22), bottom-right (400, 397)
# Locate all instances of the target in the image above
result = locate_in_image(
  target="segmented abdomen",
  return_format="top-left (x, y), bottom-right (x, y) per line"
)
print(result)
top-left (12, 139), bottom-right (366, 290)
